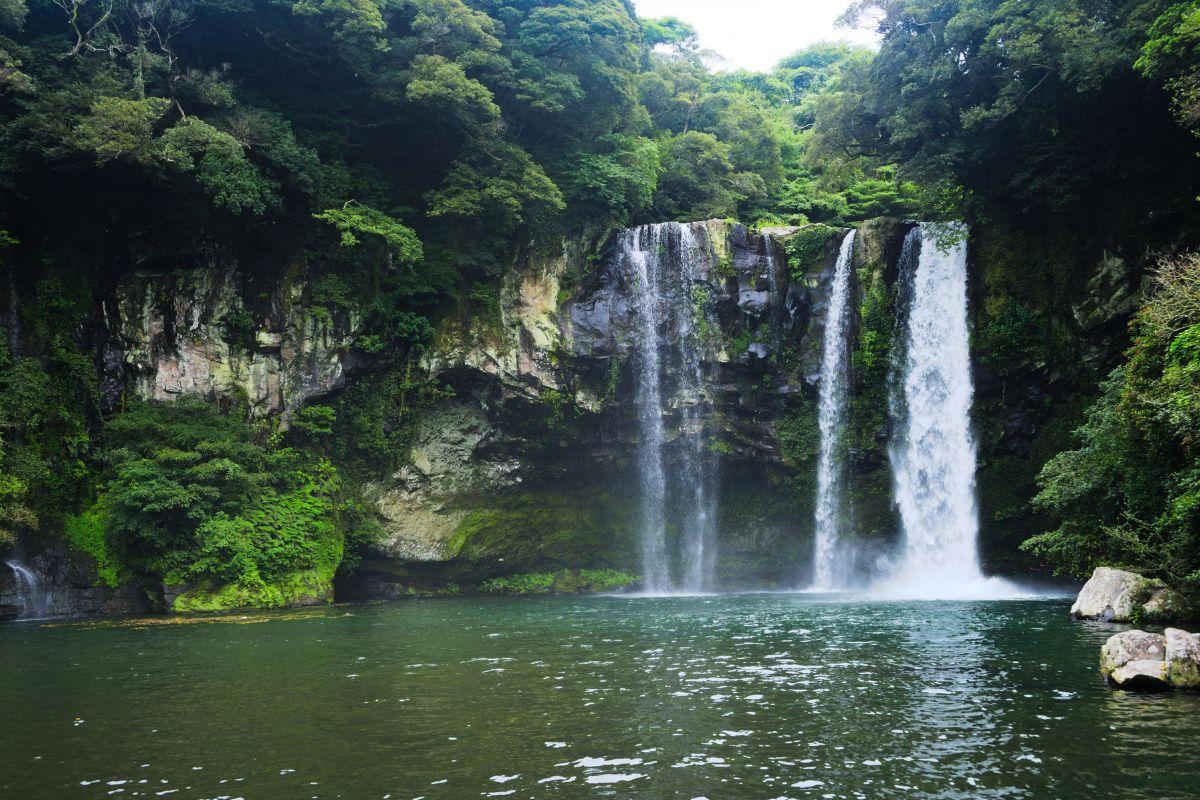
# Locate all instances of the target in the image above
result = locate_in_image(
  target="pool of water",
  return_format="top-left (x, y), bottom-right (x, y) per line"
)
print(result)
top-left (2, 593), bottom-right (1199, 799)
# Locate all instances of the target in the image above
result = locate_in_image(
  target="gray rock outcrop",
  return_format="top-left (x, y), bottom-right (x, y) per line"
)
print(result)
top-left (1071, 566), bottom-right (1190, 623)
top-left (1101, 628), bottom-right (1200, 690)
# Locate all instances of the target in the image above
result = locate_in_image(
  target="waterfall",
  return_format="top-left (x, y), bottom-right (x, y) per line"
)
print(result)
top-left (625, 222), bottom-right (719, 593)
top-left (676, 225), bottom-right (719, 592)
top-left (811, 231), bottom-right (856, 589)
top-left (627, 225), bottom-right (671, 592)
top-left (5, 559), bottom-right (47, 619)
top-left (881, 224), bottom-right (1016, 597)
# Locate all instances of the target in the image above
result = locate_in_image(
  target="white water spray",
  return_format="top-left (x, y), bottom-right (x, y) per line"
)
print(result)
top-left (625, 223), bottom-right (719, 593)
top-left (880, 224), bottom-right (1020, 598)
top-left (5, 559), bottom-right (48, 619)
top-left (811, 231), bottom-right (856, 589)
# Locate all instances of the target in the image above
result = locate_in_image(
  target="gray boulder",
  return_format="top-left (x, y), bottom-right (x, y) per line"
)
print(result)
top-left (1101, 630), bottom-right (1169, 690)
top-left (1165, 628), bottom-right (1200, 688)
top-left (1100, 628), bottom-right (1200, 691)
top-left (1071, 566), bottom-right (1190, 623)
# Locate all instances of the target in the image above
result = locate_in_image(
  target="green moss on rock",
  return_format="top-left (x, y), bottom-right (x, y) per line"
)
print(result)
top-left (170, 565), bottom-right (336, 613)
top-left (480, 568), bottom-right (638, 595)
top-left (444, 488), bottom-right (639, 581)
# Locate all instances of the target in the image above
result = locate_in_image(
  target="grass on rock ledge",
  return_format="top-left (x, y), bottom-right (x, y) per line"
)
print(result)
top-left (480, 569), bottom-right (639, 595)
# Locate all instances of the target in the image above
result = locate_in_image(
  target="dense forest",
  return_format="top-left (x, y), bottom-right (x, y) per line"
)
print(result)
top-left (1, 0), bottom-right (1199, 607)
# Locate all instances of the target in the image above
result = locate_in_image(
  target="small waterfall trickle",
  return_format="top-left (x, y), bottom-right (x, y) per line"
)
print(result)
top-left (811, 231), bottom-right (856, 589)
top-left (625, 222), bottom-right (719, 593)
top-left (881, 224), bottom-right (1017, 597)
top-left (5, 559), bottom-right (47, 619)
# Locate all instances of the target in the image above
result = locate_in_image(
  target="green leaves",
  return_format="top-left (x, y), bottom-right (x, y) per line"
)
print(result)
top-left (652, 131), bottom-right (765, 221)
top-left (426, 140), bottom-right (564, 231)
top-left (406, 54), bottom-right (501, 131)
top-left (69, 96), bottom-right (171, 166)
top-left (811, 0), bottom-right (1200, 222)
top-left (641, 16), bottom-right (698, 53)
top-left (1026, 255), bottom-right (1200, 593)
top-left (159, 118), bottom-right (278, 214)
top-left (0, 0), bottom-right (26, 31)
top-left (560, 134), bottom-right (659, 225)
top-left (314, 201), bottom-right (423, 262)
top-left (1139, 2), bottom-right (1200, 128)
top-left (98, 400), bottom-right (342, 587)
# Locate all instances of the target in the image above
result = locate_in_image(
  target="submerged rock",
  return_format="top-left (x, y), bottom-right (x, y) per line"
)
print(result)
top-left (1070, 566), bottom-right (1190, 623)
top-left (1100, 628), bottom-right (1200, 690)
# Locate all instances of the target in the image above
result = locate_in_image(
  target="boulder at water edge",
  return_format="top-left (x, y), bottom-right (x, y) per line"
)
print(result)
top-left (1071, 567), bottom-right (1190, 623)
top-left (1100, 629), bottom-right (1200, 690)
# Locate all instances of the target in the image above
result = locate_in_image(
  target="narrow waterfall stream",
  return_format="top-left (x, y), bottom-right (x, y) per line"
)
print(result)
top-left (675, 225), bottom-right (719, 592)
top-left (5, 559), bottom-right (46, 619)
top-left (625, 223), bottom-right (718, 593)
top-left (811, 231), bottom-right (856, 589)
top-left (882, 224), bottom-right (1016, 597)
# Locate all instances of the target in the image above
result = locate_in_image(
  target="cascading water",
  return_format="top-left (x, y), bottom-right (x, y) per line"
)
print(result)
top-left (676, 225), bottom-right (719, 592)
top-left (811, 231), bottom-right (856, 589)
top-left (627, 225), bottom-right (671, 592)
top-left (4, 559), bottom-right (47, 619)
top-left (881, 224), bottom-right (1017, 598)
top-left (625, 222), bottom-right (719, 593)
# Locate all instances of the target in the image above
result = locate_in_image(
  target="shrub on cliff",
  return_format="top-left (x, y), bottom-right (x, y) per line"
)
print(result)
top-left (91, 400), bottom-right (355, 591)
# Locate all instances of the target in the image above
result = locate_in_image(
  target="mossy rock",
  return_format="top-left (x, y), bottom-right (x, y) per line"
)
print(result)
top-left (442, 488), bottom-right (640, 582)
top-left (169, 567), bottom-right (335, 613)
top-left (480, 568), bottom-right (638, 595)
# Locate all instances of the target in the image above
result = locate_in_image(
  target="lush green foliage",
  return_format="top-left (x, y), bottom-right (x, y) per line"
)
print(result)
top-left (816, 0), bottom-right (1200, 232)
top-left (781, 225), bottom-right (838, 280)
top-left (637, 35), bottom-right (918, 224)
top-left (0, 277), bottom-right (97, 545)
top-left (90, 400), bottom-right (357, 592)
top-left (1023, 256), bottom-right (1200, 593)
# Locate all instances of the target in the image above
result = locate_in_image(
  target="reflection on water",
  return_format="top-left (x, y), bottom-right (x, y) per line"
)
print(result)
top-left (3, 594), bottom-right (1199, 799)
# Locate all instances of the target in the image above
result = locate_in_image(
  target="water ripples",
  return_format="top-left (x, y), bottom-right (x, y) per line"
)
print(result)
top-left (3, 595), bottom-right (1200, 799)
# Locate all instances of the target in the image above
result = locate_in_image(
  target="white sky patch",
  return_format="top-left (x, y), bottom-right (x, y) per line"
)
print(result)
top-left (634, 0), bottom-right (879, 72)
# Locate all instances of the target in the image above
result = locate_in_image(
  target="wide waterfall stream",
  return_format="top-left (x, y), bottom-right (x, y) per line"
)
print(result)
top-left (881, 225), bottom-right (1017, 597)
top-left (625, 222), bottom-right (718, 594)
top-left (804, 223), bottom-right (1020, 596)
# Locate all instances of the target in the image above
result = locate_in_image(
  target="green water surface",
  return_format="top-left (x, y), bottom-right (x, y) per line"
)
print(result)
top-left (2, 594), bottom-right (1198, 799)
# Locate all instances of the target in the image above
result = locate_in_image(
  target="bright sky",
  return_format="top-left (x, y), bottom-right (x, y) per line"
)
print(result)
top-left (633, 0), bottom-right (879, 72)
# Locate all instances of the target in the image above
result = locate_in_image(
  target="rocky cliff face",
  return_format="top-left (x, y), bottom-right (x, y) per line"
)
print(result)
top-left (345, 220), bottom-right (911, 595)
top-left (1, 547), bottom-right (148, 621)
top-left (4, 214), bottom-right (1141, 613)
top-left (67, 218), bottom-right (913, 600)
top-left (110, 261), bottom-right (362, 419)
